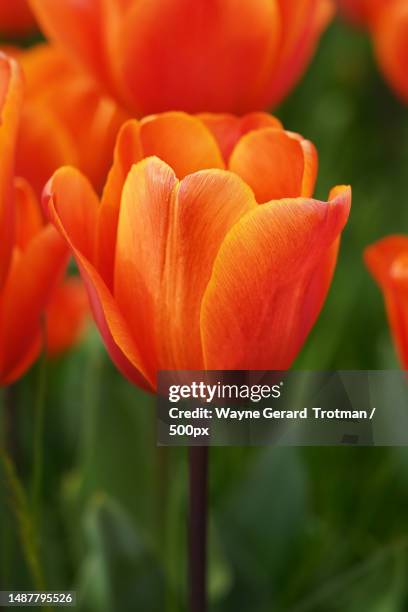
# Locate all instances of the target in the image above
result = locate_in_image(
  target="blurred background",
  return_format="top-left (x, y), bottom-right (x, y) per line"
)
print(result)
top-left (2, 13), bottom-right (408, 612)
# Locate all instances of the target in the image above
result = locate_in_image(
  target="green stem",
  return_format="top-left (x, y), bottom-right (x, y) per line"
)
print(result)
top-left (80, 336), bottom-right (102, 484)
top-left (31, 347), bottom-right (47, 527)
top-left (0, 447), bottom-right (46, 592)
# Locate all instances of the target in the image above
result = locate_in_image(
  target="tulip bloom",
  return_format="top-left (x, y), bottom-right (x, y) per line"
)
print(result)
top-left (0, 178), bottom-right (68, 385)
top-left (365, 236), bottom-right (408, 368)
top-left (30, 0), bottom-right (333, 115)
top-left (337, 0), bottom-right (408, 104)
top-left (0, 53), bottom-right (89, 385)
top-left (0, 53), bottom-right (22, 290)
top-left (43, 112), bottom-right (351, 390)
top-left (11, 44), bottom-right (128, 195)
top-left (0, 0), bottom-right (36, 36)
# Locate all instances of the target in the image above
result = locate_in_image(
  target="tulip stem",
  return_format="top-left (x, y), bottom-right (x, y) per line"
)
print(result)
top-left (188, 446), bottom-right (208, 612)
top-left (31, 340), bottom-right (47, 527)
top-left (0, 447), bottom-right (46, 593)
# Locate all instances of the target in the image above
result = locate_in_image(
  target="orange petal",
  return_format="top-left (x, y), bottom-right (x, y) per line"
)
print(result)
top-left (0, 224), bottom-right (68, 384)
top-left (365, 235), bottom-right (408, 368)
top-left (198, 112), bottom-right (283, 162)
top-left (229, 128), bottom-right (308, 202)
top-left (201, 186), bottom-right (351, 370)
top-left (45, 166), bottom-right (152, 390)
top-left (114, 157), bottom-right (178, 379)
top-left (14, 178), bottom-right (43, 250)
top-left (15, 43), bottom-right (127, 196)
top-left (43, 166), bottom-right (99, 263)
top-left (365, 235), bottom-right (408, 288)
top-left (28, 0), bottom-right (110, 88)
top-left (0, 0), bottom-right (36, 36)
top-left (115, 157), bottom-right (257, 376)
top-left (0, 53), bottom-right (23, 289)
top-left (16, 104), bottom-right (78, 198)
top-left (262, 0), bottom-right (335, 107)
top-left (111, 0), bottom-right (280, 114)
top-left (0, 336), bottom-right (40, 386)
top-left (139, 112), bottom-right (225, 177)
top-left (371, 0), bottom-right (408, 104)
top-left (97, 119), bottom-right (143, 287)
top-left (287, 132), bottom-right (319, 197)
top-left (61, 87), bottom-right (127, 193)
top-left (13, 42), bottom-right (73, 97)
top-left (46, 276), bottom-right (89, 356)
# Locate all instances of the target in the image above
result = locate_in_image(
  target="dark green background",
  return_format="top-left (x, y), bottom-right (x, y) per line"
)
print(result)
top-left (2, 16), bottom-right (408, 612)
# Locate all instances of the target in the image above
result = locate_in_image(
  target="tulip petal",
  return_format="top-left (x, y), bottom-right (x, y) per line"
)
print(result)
top-left (115, 157), bottom-right (257, 374)
top-left (285, 132), bottom-right (319, 197)
top-left (299, 138), bottom-right (319, 197)
top-left (43, 166), bottom-right (99, 263)
top-left (16, 43), bottom-right (127, 196)
top-left (262, 0), bottom-right (334, 107)
top-left (0, 0), bottom-right (36, 36)
top-left (201, 186), bottom-right (351, 370)
top-left (14, 178), bottom-right (43, 250)
top-left (44, 166), bottom-right (152, 389)
top-left (114, 157), bottom-right (177, 378)
top-left (28, 0), bottom-right (110, 87)
top-left (372, 0), bottom-right (408, 104)
top-left (198, 112), bottom-right (283, 162)
top-left (97, 119), bottom-right (143, 287)
top-left (229, 128), bottom-right (307, 202)
top-left (1, 337), bottom-right (41, 386)
top-left (112, 0), bottom-right (281, 114)
top-left (17, 105), bottom-right (78, 198)
top-left (0, 53), bottom-right (23, 289)
top-left (139, 112), bottom-right (225, 177)
top-left (365, 235), bottom-right (408, 368)
top-left (0, 225), bottom-right (68, 383)
top-left (365, 235), bottom-right (408, 288)
top-left (160, 169), bottom-right (257, 370)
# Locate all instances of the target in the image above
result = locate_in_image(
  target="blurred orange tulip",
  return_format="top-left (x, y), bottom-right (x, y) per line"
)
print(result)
top-left (0, 53), bottom-right (22, 290)
top-left (337, 0), bottom-right (408, 104)
top-left (365, 236), bottom-right (408, 369)
top-left (29, 0), bottom-right (334, 115)
top-left (43, 111), bottom-right (351, 390)
top-left (9, 44), bottom-right (128, 196)
top-left (0, 52), bottom-right (89, 385)
top-left (0, 0), bottom-right (36, 36)
top-left (0, 178), bottom-right (68, 385)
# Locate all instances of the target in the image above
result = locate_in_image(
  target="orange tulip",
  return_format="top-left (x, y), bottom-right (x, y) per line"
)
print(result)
top-left (0, 0), bottom-right (36, 36)
top-left (0, 53), bottom-right (22, 290)
top-left (29, 0), bottom-right (334, 115)
top-left (10, 43), bottom-right (128, 196)
top-left (365, 236), bottom-right (408, 369)
top-left (337, 0), bottom-right (408, 104)
top-left (43, 111), bottom-right (351, 390)
top-left (0, 52), bottom-right (88, 385)
top-left (0, 178), bottom-right (68, 385)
